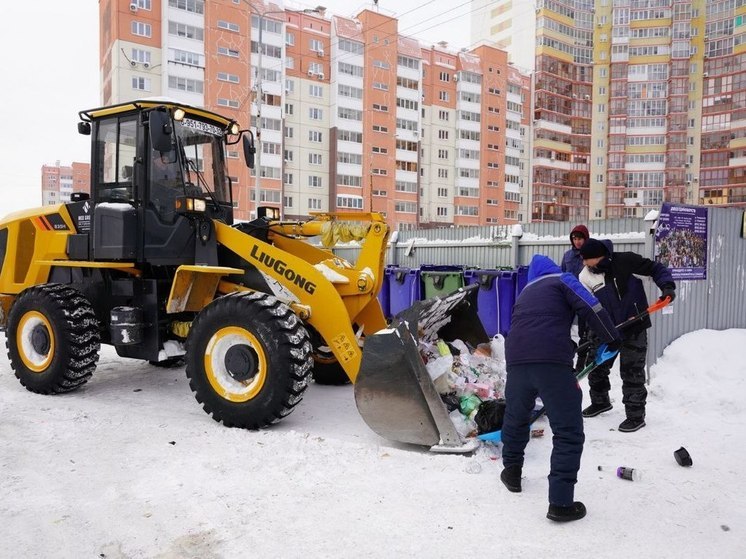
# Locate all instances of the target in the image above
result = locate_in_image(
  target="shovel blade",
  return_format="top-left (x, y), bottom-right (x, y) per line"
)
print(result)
top-left (354, 286), bottom-right (488, 451)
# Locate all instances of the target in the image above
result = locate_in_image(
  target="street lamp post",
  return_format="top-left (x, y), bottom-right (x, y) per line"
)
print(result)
top-left (247, 2), bottom-right (326, 219)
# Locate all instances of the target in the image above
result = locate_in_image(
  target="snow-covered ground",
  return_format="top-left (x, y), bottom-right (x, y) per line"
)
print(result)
top-left (1, 329), bottom-right (745, 558)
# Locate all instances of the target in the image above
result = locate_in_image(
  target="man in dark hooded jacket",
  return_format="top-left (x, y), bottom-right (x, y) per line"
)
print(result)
top-left (501, 254), bottom-right (621, 522)
top-left (578, 238), bottom-right (676, 433)
top-left (561, 224), bottom-right (590, 371)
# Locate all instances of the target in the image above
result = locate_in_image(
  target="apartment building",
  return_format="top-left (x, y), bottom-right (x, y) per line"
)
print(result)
top-left (99, 0), bottom-right (525, 226)
top-left (41, 162), bottom-right (91, 206)
top-left (473, 0), bottom-right (746, 220)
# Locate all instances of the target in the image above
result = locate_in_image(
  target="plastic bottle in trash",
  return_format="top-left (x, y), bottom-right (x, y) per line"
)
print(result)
top-left (616, 467), bottom-right (641, 481)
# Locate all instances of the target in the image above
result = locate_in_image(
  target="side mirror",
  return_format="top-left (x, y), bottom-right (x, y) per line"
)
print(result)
top-left (78, 122), bottom-right (91, 136)
top-left (149, 109), bottom-right (173, 153)
top-left (243, 132), bottom-right (256, 169)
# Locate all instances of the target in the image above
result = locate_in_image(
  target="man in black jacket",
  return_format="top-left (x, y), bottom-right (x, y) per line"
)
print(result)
top-left (578, 238), bottom-right (676, 432)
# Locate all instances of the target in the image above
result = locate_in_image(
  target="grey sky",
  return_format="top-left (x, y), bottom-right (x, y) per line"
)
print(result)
top-left (0, 0), bottom-right (472, 215)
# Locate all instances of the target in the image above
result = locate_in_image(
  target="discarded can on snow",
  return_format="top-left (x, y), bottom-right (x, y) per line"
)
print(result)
top-left (616, 466), bottom-right (641, 481)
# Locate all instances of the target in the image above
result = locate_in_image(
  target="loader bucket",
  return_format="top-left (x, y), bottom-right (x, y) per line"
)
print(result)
top-left (354, 284), bottom-right (489, 453)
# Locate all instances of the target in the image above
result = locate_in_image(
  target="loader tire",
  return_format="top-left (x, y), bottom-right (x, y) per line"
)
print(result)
top-left (307, 326), bottom-right (351, 386)
top-left (185, 292), bottom-right (313, 428)
top-left (6, 284), bottom-right (100, 394)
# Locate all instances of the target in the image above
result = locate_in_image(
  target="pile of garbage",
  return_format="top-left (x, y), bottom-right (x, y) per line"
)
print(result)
top-left (419, 335), bottom-right (508, 439)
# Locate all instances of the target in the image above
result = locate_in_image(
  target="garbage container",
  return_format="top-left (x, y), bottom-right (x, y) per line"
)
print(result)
top-left (378, 265), bottom-right (392, 319)
top-left (515, 265), bottom-right (529, 298)
top-left (498, 271), bottom-right (517, 336)
top-left (385, 266), bottom-right (422, 317)
top-left (420, 264), bottom-right (465, 299)
top-left (464, 270), bottom-right (501, 338)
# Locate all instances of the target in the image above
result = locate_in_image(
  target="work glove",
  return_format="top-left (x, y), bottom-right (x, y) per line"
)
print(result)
top-left (595, 342), bottom-right (620, 365)
top-left (659, 286), bottom-right (676, 303)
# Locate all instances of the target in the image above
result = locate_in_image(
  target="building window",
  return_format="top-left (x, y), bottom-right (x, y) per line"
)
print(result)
top-left (169, 76), bottom-right (204, 93)
top-left (131, 48), bottom-right (151, 64)
top-left (308, 176), bottom-right (322, 188)
top-left (309, 153), bottom-right (323, 165)
top-left (217, 97), bottom-right (239, 108)
top-left (217, 46), bottom-right (239, 58)
top-left (309, 84), bottom-right (323, 97)
top-left (217, 72), bottom-right (240, 83)
top-left (337, 195), bottom-right (363, 209)
top-left (131, 76), bottom-right (151, 91)
top-left (131, 21), bottom-right (152, 38)
top-left (168, 21), bottom-right (203, 41)
top-left (308, 108), bottom-right (323, 120)
top-left (309, 197), bottom-right (322, 210)
top-left (168, 0), bottom-right (201, 13)
top-left (217, 20), bottom-right (240, 32)
top-left (286, 32), bottom-right (295, 45)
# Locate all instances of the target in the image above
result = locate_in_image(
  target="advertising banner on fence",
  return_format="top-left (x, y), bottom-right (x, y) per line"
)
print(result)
top-left (654, 203), bottom-right (708, 280)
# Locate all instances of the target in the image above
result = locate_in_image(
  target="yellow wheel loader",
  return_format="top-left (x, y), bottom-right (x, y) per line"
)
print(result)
top-left (0, 100), bottom-right (485, 452)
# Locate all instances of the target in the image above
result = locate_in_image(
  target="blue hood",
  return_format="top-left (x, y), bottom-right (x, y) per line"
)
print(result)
top-left (528, 254), bottom-right (561, 282)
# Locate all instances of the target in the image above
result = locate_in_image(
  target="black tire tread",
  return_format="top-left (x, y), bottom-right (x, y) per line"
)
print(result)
top-left (6, 283), bottom-right (101, 394)
top-left (186, 292), bottom-right (312, 428)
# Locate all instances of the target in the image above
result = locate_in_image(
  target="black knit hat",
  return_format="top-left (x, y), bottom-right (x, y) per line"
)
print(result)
top-left (579, 238), bottom-right (609, 259)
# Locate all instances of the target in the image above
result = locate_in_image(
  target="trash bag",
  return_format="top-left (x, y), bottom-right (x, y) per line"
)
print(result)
top-left (474, 398), bottom-right (506, 434)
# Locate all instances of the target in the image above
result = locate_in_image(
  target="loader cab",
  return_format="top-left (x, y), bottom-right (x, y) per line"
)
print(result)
top-left (80, 101), bottom-right (241, 266)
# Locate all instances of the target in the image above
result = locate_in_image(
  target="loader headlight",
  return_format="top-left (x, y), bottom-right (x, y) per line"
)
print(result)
top-left (175, 197), bottom-right (207, 213)
top-left (173, 108), bottom-right (186, 121)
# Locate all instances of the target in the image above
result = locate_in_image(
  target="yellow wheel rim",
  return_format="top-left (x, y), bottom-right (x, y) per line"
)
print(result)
top-left (16, 311), bottom-right (55, 373)
top-left (204, 326), bottom-right (267, 403)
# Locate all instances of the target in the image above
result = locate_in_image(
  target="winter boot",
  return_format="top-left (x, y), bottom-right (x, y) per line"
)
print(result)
top-left (582, 402), bottom-right (613, 418)
top-left (547, 502), bottom-right (587, 522)
top-left (618, 417), bottom-right (646, 432)
top-left (500, 465), bottom-right (522, 493)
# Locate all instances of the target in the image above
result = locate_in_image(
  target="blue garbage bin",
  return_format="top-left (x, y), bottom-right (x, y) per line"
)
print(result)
top-left (378, 266), bottom-right (392, 319)
top-left (498, 271), bottom-right (517, 336)
top-left (385, 266), bottom-right (422, 317)
top-left (515, 265), bottom-right (529, 298)
top-left (465, 270), bottom-right (500, 337)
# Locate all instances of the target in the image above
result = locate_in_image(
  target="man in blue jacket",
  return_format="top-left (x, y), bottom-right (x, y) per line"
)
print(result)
top-left (578, 238), bottom-right (676, 433)
top-left (501, 254), bottom-right (621, 522)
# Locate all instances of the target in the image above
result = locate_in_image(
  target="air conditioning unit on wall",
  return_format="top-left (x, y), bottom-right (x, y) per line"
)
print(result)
top-left (129, 2), bottom-right (138, 12)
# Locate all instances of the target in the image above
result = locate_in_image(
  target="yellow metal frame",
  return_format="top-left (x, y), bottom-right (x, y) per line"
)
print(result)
top-left (166, 265), bottom-right (244, 313)
top-left (214, 213), bottom-right (389, 383)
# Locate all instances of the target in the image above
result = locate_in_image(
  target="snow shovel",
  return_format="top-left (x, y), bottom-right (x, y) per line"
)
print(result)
top-left (477, 296), bottom-right (672, 441)
top-left (354, 284), bottom-right (488, 453)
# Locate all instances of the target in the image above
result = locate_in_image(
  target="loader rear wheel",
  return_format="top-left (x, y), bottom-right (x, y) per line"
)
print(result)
top-left (185, 292), bottom-right (313, 428)
top-left (6, 284), bottom-right (101, 394)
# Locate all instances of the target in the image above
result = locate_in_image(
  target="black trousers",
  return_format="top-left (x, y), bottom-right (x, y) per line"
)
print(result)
top-left (588, 329), bottom-right (648, 420)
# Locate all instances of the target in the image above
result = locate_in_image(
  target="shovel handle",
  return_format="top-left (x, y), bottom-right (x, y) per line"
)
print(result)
top-left (533, 297), bottom-right (672, 424)
top-left (575, 296), bottom-right (671, 355)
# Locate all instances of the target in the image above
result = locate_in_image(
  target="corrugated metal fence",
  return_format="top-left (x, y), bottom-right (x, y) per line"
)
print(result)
top-left (331, 209), bottom-right (745, 369)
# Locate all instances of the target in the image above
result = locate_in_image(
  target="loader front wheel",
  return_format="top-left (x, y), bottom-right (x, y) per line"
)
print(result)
top-left (6, 284), bottom-right (101, 394)
top-left (185, 292), bottom-right (313, 428)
